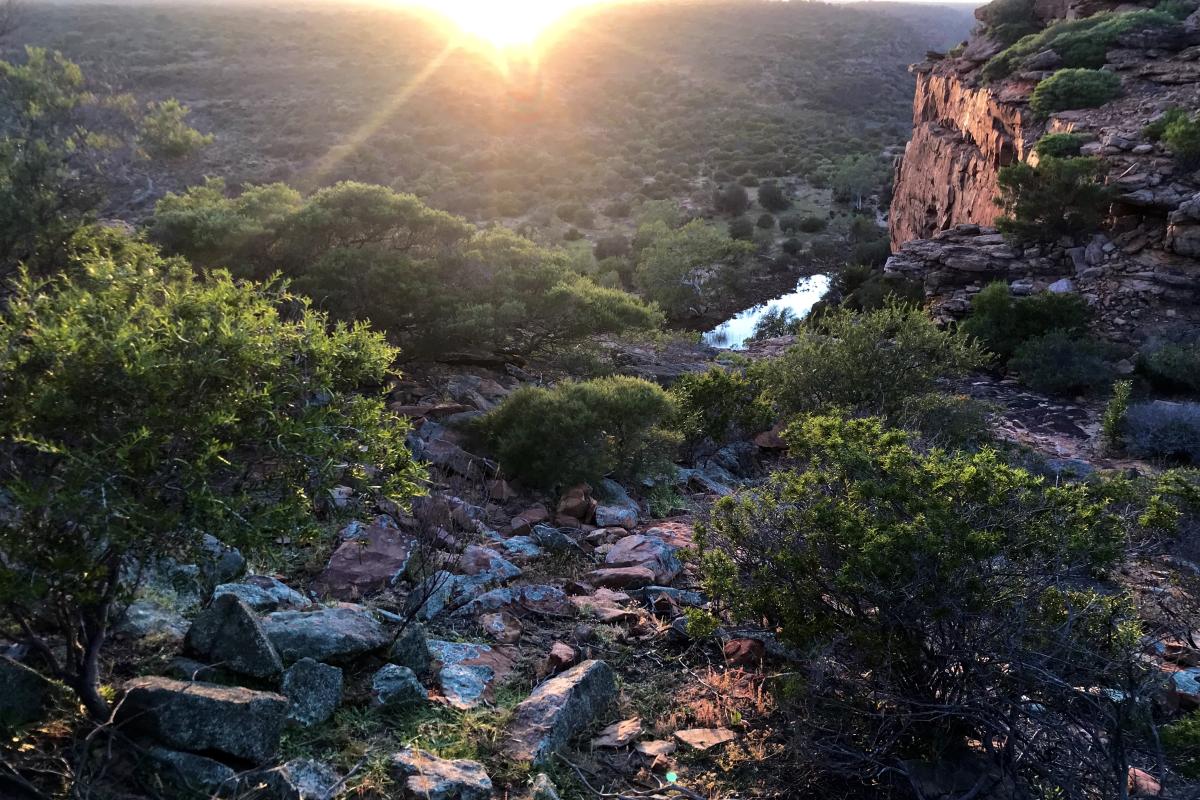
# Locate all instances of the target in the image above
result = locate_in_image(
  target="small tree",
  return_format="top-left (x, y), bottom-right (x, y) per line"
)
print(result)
top-left (757, 180), bottom-right (790, 212)
top-left (634, 219), bottom-right (754, 318)
top-left (995, 156), bottom-right (1111, 242)
top-left (960, 281), bottom-right (1092, 360)
top-left (138, 98), bottom-right (214, 159)
top-left (713, 182), bottom-right (750, 216)
top-left (831, 154), bottom-right (879, 210)
top-left (0, 231), bottom-right (424, 717)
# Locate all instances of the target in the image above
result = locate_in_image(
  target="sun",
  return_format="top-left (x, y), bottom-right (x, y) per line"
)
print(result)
top-left (412, 0), bottom-right (591, 49)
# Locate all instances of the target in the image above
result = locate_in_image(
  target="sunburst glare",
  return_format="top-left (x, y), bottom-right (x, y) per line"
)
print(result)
top-left (410, 0), bottom-right (595, 48)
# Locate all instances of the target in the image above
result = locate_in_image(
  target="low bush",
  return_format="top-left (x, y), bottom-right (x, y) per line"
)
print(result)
top-left (783, 215), bottom-right (827, 234)
top-left (995, 156), bottom-right (1111, 242)
top-left (976, 0), bottom-right (1042, 47)
top-left (1010, 330), bottom-right (1115, 395)
top-left (756, 212), bottom-right (775, 229)
top-left (1034, 132), bottom-right (1086, 159)
top-left (1125, 401), bottom-right (1200, 464)
top-left (477, 376), bottom-right (680, 490)
top-left (757, 181), bottom-right (790, 212)
top-left (1029, 69), bottom-right (1121, 117)
top-left (896, 391), bottom-right (993, 448)
top-left (697, 413), bottom-right (1137, 795)
top-left (761, 302), bottom-right (986, 419)
top-left (728, 216), bottom-right (755, 240)
top-left (670, 366), bottom-right (773, 446)
top-left (1141, 339), bottom-right (1200, 395)
top-left (1163, 712), bottom-right (1200, 779)
top-left (983, 10), bottom-right (1178, 81)
top-left (1163, 112), bottom-right (1200, 169)
top-left (959, 282), bottom-right (1092, 360)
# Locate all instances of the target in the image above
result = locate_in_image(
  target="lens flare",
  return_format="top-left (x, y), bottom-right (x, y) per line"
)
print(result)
top-left (411, 0), bottom-right (592, 48)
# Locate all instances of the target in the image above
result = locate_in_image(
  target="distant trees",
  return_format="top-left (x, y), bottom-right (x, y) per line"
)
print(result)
top-left (713, 182), bottom-right (750, 215)
top-left (634, 219), bottom-right (755, 318)
top-left (757, 180), bottom-right (790, 212)
top-left (154, 180), bottom-right (663, 357)
top-left (831, 154), bottom-right (880, 210)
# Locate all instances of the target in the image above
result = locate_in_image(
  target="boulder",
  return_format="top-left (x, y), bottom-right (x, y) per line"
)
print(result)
top-left (405, 570), bottom-right (460, 621)
top-left (266, 759), bottom-right (345, 800)
top-left (185, 594), bottom-right (283, 679)
top-left (389, 623), bottom-right (433, 676)
top-left (543, 642), bottom-right (578, 676)
top-left (146, 746), bottom-right (240, 796)
top-left (372, 664), bottom-right (428, 708)
top-left (454, 584), bottom-right (572, 618)
top-left (262, 605), bottom-right (390, 664)
top-left (459, 545), bottom-right (522, 583)
top-left (198, 534), bottom-right (247, 590)
top-left (586, 566), bottom-right (656, 589)
top-left (531, 524), bottom-right (578, 552)
top-left (605, 534), bottom-right (682, 584)
top-left (556, 484), bottom-right (596, 522)
top-left (311, 525), bottom-right (417, 601)
top-left (479, 611), bottom-right (523, 644)
top-left (495, 535), bottom-right (544, 560)
top-left (1170, 668), bottom-right (1200, 707)
top-left (213, 576), bottom-right (309, 613)
top-left (722, 637), bottom-right (765, 667)
top-left (0, 657), bottom-right (57, 729)
top-left (428, 640), bottom-right (516, 709)
top-left (281, 658), bottom-right (343, 728)
top-left (390, 748), bottom-right (492, 800)
top-left (595, 479), bottom-right (640, 529)
top-left (119, 677), bottom-right (288, 764)
top-left (532, 773), bottom-right (561, 800)
top-left (113, 599), bottom-right (189, 644)
top-left (511, 505), bottom-right (550, 536)
top-left (505, 660), bottom-right (617, 765)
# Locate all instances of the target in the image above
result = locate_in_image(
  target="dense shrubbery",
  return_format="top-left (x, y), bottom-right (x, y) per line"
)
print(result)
top-left (960, 282), bottom-right (1092, 360)
top-left (983, 10), bottom-right (1178, 81)
top-left (670, 366), bottom-right (773, 446)
top-left (1144, 107), bottom-right (1200, 168)
top-left (896, 391), bottom-right (993, 448)
top-left (697, 413), bottom-right (1140, 796)
top-left (995, 156), bottom-right (1111, 241)
top-left (761, 302), bottom-right (986, 418)
top-left (1141, 337), bottom-right (1200, 395)
top-left (1029, 69), bottom-right (1122, 116)
top-left (634, 219), bottom-right (755, 318)
top-left (1010, 329), bottom-right (1115, 395)
top-left (154, 179), bottom-right (663, 357)
top-left (0, 228), bottom-right (423, 716)
top-left (835, 264), bottom-right (924, 311)
top-left (477, 376), bottom-right (680, 490)
top-left (1125, 401), bottom-right (1200, 464)
top-left (1034, 132), bottom-right (1085, 159)
top-left (976, 0), bottom-right (1042, 47)
top-left (138, 98), bottom-right (214, 158)
top-left (757, 181), bottom-right (790, 212)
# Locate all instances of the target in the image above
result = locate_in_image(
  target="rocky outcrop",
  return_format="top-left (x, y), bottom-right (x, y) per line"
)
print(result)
top-left (887, 0), bottom-right (1200, 341)
top-left (505, 659), bottom-right (617, 765)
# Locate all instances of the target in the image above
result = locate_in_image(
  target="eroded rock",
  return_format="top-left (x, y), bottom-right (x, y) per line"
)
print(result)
top-left (505, 660), bottom-right (617, 765)
top-left (262, 605), bottom-right (389, 664)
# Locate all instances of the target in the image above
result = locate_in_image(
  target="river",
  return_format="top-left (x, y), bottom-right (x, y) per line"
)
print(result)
top-left (702, 274), bottom-right (831, 350)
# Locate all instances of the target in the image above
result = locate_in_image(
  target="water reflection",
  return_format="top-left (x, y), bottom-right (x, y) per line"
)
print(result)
top-left (703, 274), bottom-right (830, 350)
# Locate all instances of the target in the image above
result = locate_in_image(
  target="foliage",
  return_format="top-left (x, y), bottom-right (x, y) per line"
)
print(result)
top-left (994, 156), bottom-right (1111, 242)
top-left (154, 180), bottom-right (662, 357)
top-left (1162, 111), bottom-right (1200, 169)
top-left (669, 366), bottom-right (773, 446)
top-left (1143, 107), bottom-right (1190, 141)
top-left (477, 376), bottom-right (680, 490)
top-left (1029, 69), bottom-right (1122, 116)
top-left (1141, 338), bottom-right (1200, 395)
top-left (760, 302), bottom-right (986, 419)
top-left (1034, 132), bottom-right (1085, 159)
top-left (1102, 379), bottom-right (1132, 449)
top-left (755, 212), bottom-right (775, 229)
top-left (959, 282), bottom-right (1092, 361)
top-left (830, 154), bottom-right (881, 210)
top-left (696, 413), bottom-right (1138, 796)
top-left (0, 48), bottom-right (208, 276)
top-left (757, 180), bottom-right (790, 212)
top-left (1162, 712), bottom-right (1200, 779)
top-left (983, 10), bottom-right (1178, 81)
top-left (634, 219), bottom-right (754, 318)
top-left (728, 216), bottom-right (755, 240)
top-left (713, 182), bottom-right (750, 215)
top-left (0, 229), bottom-right (423, 716)
top-left (138, 98), bottom-right (214, 158)
top-left (751, 305), bottom-right (802, 340)
top-left (896, 391), bottom-right (993, 448)
top-left (976, 0), bottom-right (1042, 47)
top-left (1125, 401), bottom-right (1200, 464)
top-left (1009, 330), bottom-right (1115, 395)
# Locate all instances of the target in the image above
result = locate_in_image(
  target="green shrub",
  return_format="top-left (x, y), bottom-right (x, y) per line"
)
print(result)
top-left (761, 302), bottom-right (986, 419)
top-left (756, 212), bottom-right (775, 229)
top-left (728, 216), bottom-right (755, 240)
top-left (1141, 339), bottom-right (1200, 395)
top-left (0, 230), bottom-right (423, 716)
top-left (784, 215), bottom-right (827, 234)
top-left (960, 282), bottom-right (1092, 360)
top-left (478, 376), bottom-right (680, 490)
top-left (1163, 712), bottom-right (1200, 779)
top-left (977, 0), bottom-right (1042, 47)
top-left (138, 98), bottom-right (214, 159)
top-left (696, 413), bottom-right (1135, 793)
top-left (1125, 401), bottom-right (1200, 464)
top-left (1029, 69), bottom-right (1121, 117)
top-left (634, 219), bottom-right (754, 318)
top-left (1034, 132), bottom-right (1086, 159)
top-left (995, 157), bottom-right (1111, 242)
top-left (896, 391), bottom-right (993, 448)
top-left (1102, 379), bottom-right (1133, 449)
top-left (1143, 107), bottom-right (1189, 141)
top-left (757, 181), bottom-right (790, 212)
top-left (1163, 112), bottom-right (1200, 169)
top-left (1010, 330), bottom-right (1115, 395)
top-left (670, 366), bottom-right (773, 445)
top-left (983, 10), bottom-right (1178, 81)
top-left (714, 182), bottom-right (750, 215)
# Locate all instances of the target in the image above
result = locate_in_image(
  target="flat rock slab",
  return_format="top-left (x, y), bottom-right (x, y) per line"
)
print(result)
top-left (454, 584), bottom-right (571, 618)
top-left (586, 566), bottom-right (656, 590)
top-left (428, 640), bottom-right (516, 709)
top-left (213, 576), bottom-right (309, 613)
top-left (311, 525), bottom-right (416, 601)
top-left (605, 534), bottom-right (681, 584)
top-left (505, 660), bottom-right (617, 765)
top-left (185, 594), bottom-right (283, 679)
top-left (119, 676), bottom-right (287, 764)
top-left (262, 605), bottom-right (389, 664)
top-left (391, 748), bottom-right (492, 800)
top-left (675, 727), bottom-right (737, 750)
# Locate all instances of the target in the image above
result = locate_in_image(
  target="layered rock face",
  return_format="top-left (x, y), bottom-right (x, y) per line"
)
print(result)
top-left (887, 0), bottom-right (1200, 342)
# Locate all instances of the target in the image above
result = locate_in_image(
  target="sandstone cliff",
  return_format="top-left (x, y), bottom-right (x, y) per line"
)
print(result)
top-left (886, 0), bottom-right (1200, 343)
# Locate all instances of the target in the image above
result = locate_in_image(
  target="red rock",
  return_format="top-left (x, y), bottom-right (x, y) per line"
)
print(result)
top-left (723, 637), bottom-right (765, 667)
top-left (545, 642), bottom-right (577, 675)
top-left (510, 505), bottom-right (550, 536)
top-left (605, 534), bottom-right (681, 584)
top-left (311, 526), bottom-right (415, 601)
top-left (586, 566), bottom-right (656, 589)
top-left (478, 611), bottom-right (522, 644)
top-left (487, 479), bottom-right (517, 502)
top-left (556, 484), bottom-right (596, 522)
top-left (752, 422), bottom-right (788, 450)
top-left (555, 513), bottom-right (585, 529)
top-left (1128, 767), bottom-right (1162, 796)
